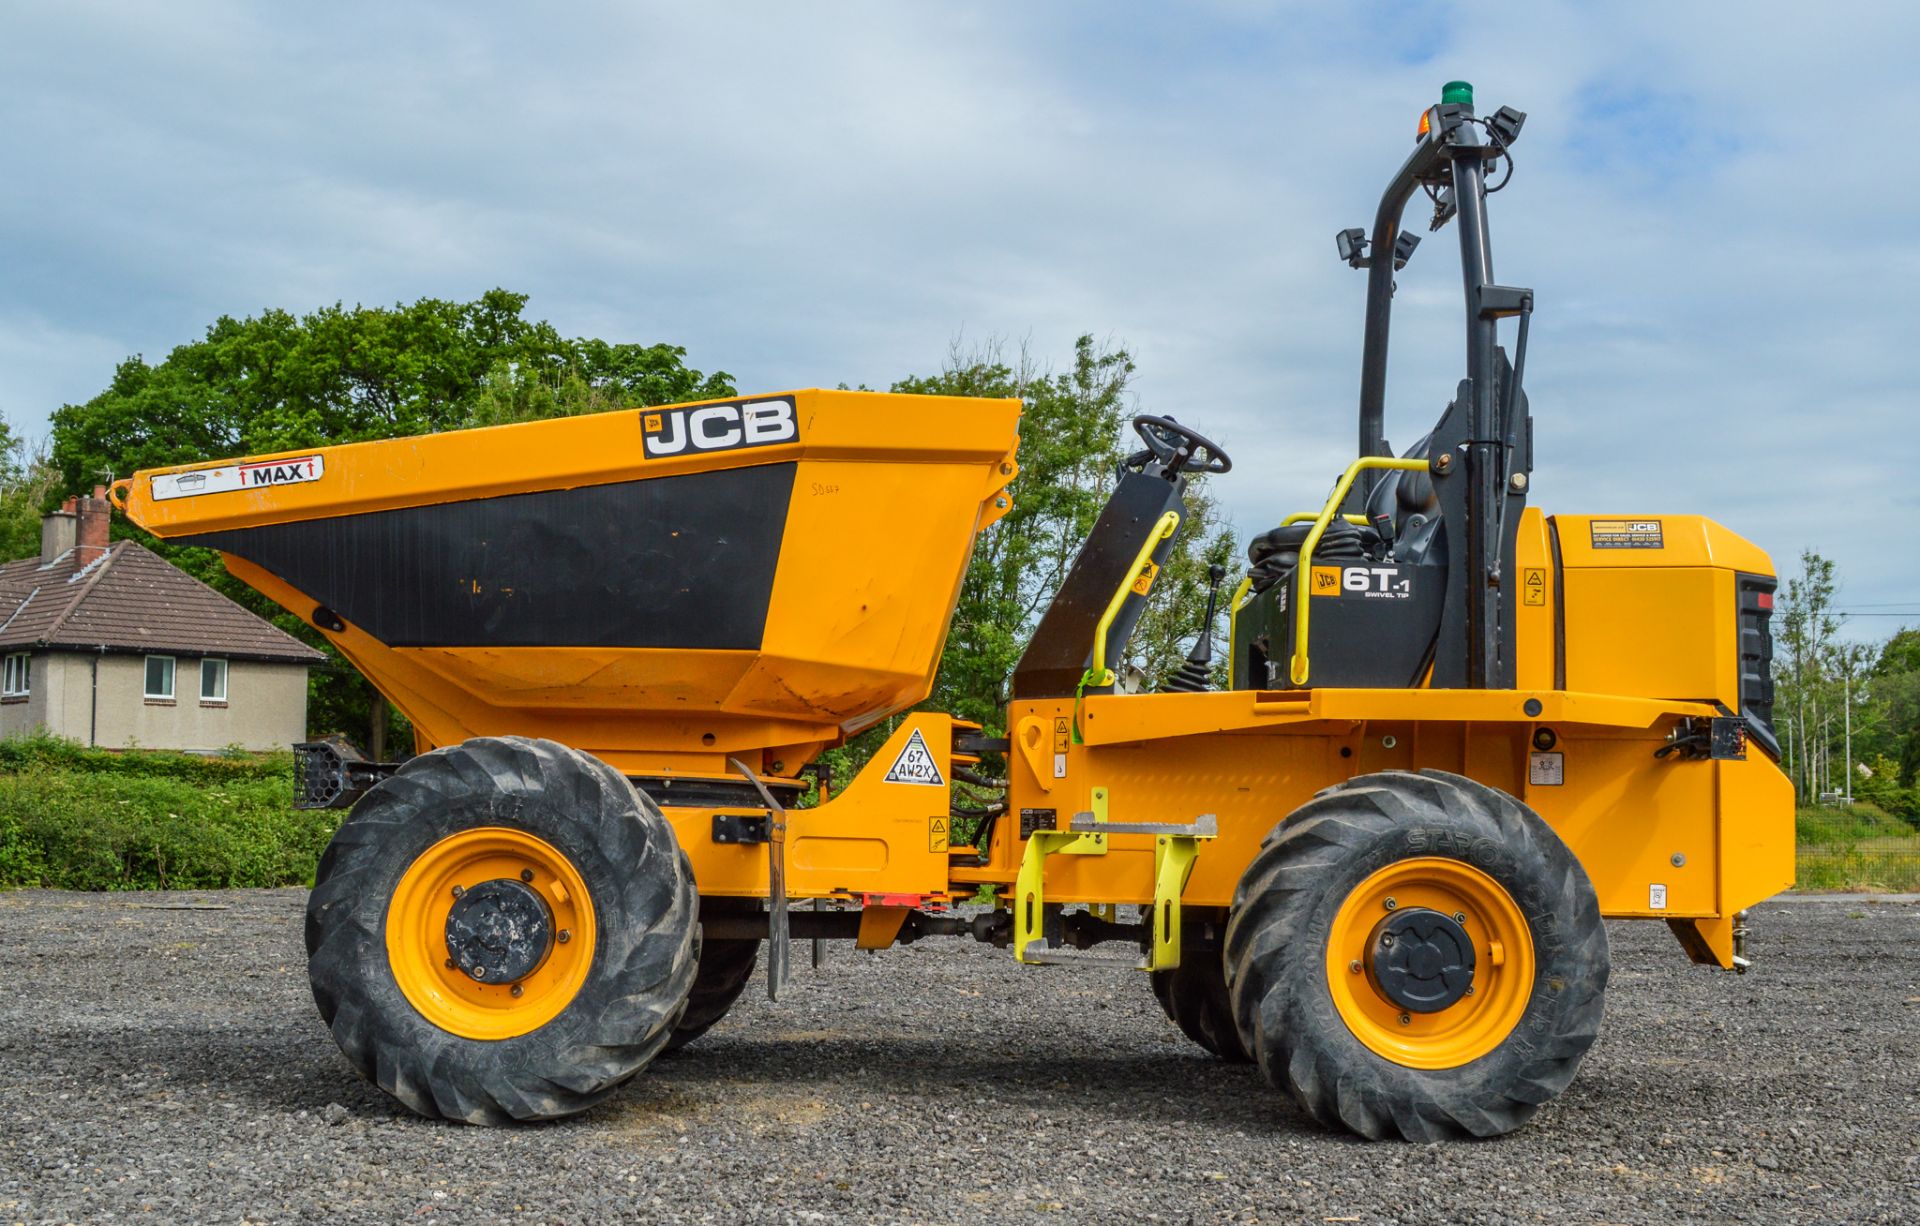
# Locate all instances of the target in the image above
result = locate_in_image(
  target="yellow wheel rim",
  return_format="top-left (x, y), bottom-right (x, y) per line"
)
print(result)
top-left (385, 827), bottom-right (596, 1041)
top-left (1325, 856), bottom-right (1535, 1070)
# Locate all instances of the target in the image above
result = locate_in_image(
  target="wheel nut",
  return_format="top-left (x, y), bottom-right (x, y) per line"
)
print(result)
top-left (557, 929), bottom-right (571, 944)
top-left (520, 868), bottom-right (535, 883)
top-left (1398, 1012), bottom-right (1411, 1026)
top-left (451, 885), bottom-right (465, 899)
top-left (444, 958), bottom-right (455, 969)
top-left (1381, 934), bottom-right (1395, 948)
top-left (1453, 912), bottom-right (1466, 924)
top-left (1465, 985), bottom-right (1476, 996)
top-left (472, 966), bottom-right (487, 979)
top-left (1349, 959), bottom-right (1363, 975)
top-left (510, 984), bottom-right (524, 998)
top-left (1383, 897), bottom-right (1397, 911)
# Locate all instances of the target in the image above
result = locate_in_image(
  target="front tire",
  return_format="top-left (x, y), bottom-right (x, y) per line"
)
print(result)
top-left (305, 736), bottom-right (698, 1124)
top-left (1224, 769), bottom-right (1608, 1140)
top-left (1150, 940), bottom-right (1252, 1063)
top-left (664, 899), bottom-right (762, 1053)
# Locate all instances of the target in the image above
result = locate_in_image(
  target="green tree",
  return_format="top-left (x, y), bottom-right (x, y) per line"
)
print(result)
top-left (1867, 629), bottom-right (1920, 790)
top-left (1776, 549), bottom-right (1839, 802)
top-left (887, 333), bottom-right (1236, 727)
top-left (0, 424), bottom-right (59, 564)
top-left (47, 291), bottom-right (734, 754)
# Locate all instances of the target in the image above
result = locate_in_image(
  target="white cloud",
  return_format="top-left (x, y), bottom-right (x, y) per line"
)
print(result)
top-left (1, 0), bottom-right (1914, 625)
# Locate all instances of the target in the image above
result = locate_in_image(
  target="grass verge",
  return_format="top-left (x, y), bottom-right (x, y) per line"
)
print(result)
top-left (1795, 802), bottom-right (1920, 892)
top-left (0, 734), bottom-right (338, 890)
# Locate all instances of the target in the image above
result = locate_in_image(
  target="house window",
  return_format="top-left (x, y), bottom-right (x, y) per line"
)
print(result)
top-left (200, 657), bottom-right (228, 703)
top-left (2, 653), bottom-right (28, 698)
top-left (144, 654), bottom-right (176, 700)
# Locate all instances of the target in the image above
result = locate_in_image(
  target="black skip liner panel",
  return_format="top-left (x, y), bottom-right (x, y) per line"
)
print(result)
top-left (186, 464), bottom-right (797, 650)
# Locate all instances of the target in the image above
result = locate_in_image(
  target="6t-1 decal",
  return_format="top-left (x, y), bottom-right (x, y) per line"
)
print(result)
top-left (1310, 565), bottom-right (1415, 599)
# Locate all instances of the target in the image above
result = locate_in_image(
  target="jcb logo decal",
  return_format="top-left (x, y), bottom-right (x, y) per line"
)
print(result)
top-left (1310, 566), bottom-right (1342, 596)
top-left (642, 396), bottom-right (799, 459)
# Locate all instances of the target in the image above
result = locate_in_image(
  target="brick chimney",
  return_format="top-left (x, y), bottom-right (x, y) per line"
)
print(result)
top-left (75, 486), bottom-right (112, 564)
top-left (40, 498), bottom-right (77, 563)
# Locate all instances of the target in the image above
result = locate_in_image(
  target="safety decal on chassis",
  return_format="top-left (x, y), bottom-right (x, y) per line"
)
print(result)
top-left (882, 728), bottom-right (944, 786)
top-left (1528, 751), bottom-right (1564, 786)
top-left (150, 455), bottom-right (325, 501)
top-left (641, 396), bottom-right (799, 459)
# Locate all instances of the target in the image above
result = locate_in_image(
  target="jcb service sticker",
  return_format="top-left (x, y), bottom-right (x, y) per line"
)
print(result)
top-left (1589, 518), bottom-right (1663, 549)
top-left (641, 396), bottom-right (798, 459)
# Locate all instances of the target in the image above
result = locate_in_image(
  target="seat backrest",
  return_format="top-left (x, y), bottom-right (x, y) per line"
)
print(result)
top-left (1364, 431), bottom-right (1444, 562)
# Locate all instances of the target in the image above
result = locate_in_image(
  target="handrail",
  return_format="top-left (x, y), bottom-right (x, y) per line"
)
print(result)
top-left (1280, 511), bottom-right (1371, 527)
top-left (1290, 457), bottom-right (1428, 686)
top-left (1226, 515), bottom-right (1368, 681)
top-left (1086, 510), bottom-right (1181, 688)
top-left (1224, 574), bottom-right (1254, 673)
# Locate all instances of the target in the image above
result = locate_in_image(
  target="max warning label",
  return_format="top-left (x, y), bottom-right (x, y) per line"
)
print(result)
top-left (882, 728), bottom-right (944, 786)
top-left (151, 455), bottom-right (325, 501)
top-left (1589, 519), bottom-right (1663, 550)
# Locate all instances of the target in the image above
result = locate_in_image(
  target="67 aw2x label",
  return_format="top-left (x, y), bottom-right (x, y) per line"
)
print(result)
top-left (151, 455), bottom-right (325, 501)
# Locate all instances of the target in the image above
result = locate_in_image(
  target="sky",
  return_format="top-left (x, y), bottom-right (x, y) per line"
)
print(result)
top-left (2, 1), bottom-right (1915, 635)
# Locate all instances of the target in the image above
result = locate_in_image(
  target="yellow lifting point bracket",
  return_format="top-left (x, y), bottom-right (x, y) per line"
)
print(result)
top-left (1148, 831), bottom-right (1205, 971)
top-left (1014, 787), bottom-right (1112, 964)
top-left (1289, 456), bottom-right (1430, 687)
top-left (1013, 786), bottom-right (1219, 970)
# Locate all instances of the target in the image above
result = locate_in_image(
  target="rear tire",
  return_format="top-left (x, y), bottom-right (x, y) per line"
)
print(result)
top-left (664, 899), bottom-right (762, 1053)
top-left (305, 736), bottom-right (698, 1124)
top-left (1150, 943), bottom-right (1252, 1063)
top-left (1224, 769), bottom-right (1607, 1140)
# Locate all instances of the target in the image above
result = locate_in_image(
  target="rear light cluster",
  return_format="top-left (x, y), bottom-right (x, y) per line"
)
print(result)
top-left (1736, 573), bottom-right (1779, 758)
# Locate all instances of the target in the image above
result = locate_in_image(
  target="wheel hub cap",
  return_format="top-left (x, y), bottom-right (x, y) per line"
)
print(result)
top-left (444, 878), bottom-right (554, 984)
top-left (1365, 906), bottom-right (1475, 1013)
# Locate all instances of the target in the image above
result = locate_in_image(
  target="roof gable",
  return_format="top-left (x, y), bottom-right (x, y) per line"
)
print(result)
top-left (0, 542), bottom-right (326, 663)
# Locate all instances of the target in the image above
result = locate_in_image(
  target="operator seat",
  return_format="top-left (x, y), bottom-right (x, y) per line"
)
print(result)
top-left (1363, 431), bottom-right (1445, 564)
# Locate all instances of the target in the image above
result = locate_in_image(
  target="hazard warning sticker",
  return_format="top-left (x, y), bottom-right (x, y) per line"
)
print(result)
top-left (928, 817), bottom-right (948, 853)
top-left (1523, 567), bottom-right (1546, 607)
top-left (882, 728), bottom-right (944, 786)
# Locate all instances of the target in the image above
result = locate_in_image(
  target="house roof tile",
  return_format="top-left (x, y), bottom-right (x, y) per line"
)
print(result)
top-left (0, 542), bottom-right (326, 664)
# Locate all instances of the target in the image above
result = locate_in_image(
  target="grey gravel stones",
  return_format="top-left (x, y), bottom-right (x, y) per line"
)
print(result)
top-left (1, 889), bottom-right (1916, 1223)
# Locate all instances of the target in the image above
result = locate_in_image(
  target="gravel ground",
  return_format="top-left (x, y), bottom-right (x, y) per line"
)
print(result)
top-left (1, 891), bottom-right (1916, 1225)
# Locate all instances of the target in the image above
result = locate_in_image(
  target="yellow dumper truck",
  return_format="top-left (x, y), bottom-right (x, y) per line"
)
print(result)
top-left (118, 83), bottom-right (1790, 1140)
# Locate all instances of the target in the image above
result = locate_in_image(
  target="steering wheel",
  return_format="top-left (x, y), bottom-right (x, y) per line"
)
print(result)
top-left (1131, 414), bottom-right (1232, 476)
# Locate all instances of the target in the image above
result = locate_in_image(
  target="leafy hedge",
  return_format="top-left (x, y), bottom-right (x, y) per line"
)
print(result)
top-left (0, 734), bottom-right (338, 890)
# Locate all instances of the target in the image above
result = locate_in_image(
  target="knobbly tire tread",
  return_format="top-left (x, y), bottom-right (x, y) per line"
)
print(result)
top-left (663, 899), bottom-right (762, 1053)
top-left (305, 736), bottom-right (699, 1124)
top-left (1223, 769), bottom-right (1609, 1141)
top-left (1150, 943), bottom-right (1252, 1063)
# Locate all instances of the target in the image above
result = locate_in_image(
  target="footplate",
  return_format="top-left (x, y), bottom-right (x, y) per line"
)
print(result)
top-left (1013, 786), bottom-right (1216, 971)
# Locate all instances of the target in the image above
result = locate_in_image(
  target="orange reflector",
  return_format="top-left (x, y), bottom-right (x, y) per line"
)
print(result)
top-left (1418, 110), bottom-right (1431, 137)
